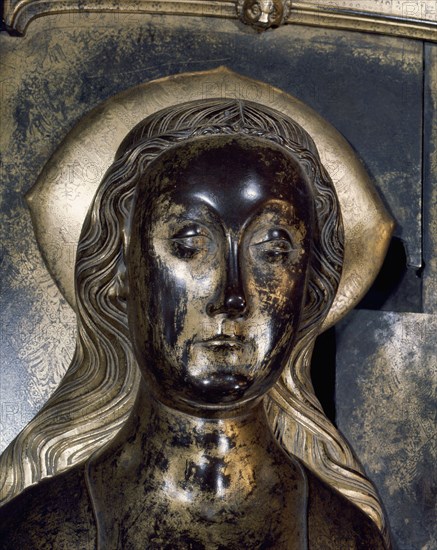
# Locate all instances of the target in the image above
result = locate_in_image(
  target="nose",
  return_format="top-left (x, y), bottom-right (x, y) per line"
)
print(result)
top-left (224, 290), bottom-right (247, 317)
top-left (206, 237), bottom-right (248, 319)
top-left (259, 10), bottom-right (269, 24)
top-left (207, 284), bottom-right (248, 319)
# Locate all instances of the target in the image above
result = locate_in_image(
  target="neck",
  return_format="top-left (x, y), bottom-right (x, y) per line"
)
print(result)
top-left (88, 379), bottom-right (308, 548)
top-left (126, 380), bottom-right (275, 466)
top-left (89, 379), bottom-right (282, 506)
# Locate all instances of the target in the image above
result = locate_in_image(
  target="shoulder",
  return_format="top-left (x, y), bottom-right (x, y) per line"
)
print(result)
top-left (304, 467), bottom-right (388, 549)
top-left (0, 466), bottom-right (96, 549)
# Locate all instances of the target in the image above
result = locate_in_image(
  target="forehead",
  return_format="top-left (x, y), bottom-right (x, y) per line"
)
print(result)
top-left (138, 137), bottom-right (314, 229)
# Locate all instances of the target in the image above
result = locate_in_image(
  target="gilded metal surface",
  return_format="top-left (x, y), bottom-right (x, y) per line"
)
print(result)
top-left (0, 390), bottom-right (387, 548)
top-left (0, 14), bottom-right (421, 462)
top-left (1, 21), bottom-right (425, 547)
top-left (3, 0), bottom-right (437, 39)
top-left (0, 98), bottom-right (388, 548)
top-left (288, 1), bottom-right (437, 41)
top-left (306, 0), bottom-right (435, 19)
top-left (26, 68), bottom-right (394, 332)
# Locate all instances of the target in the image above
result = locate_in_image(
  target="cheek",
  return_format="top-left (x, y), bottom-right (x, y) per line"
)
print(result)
top-left (247, 261), bottom-right (309, 362)
top-left (150, 265), bottom-right (189, 350)
top-left (250, 264), bottom-right (304, 317)
top-left (150, 250), bottom-right (220, 349)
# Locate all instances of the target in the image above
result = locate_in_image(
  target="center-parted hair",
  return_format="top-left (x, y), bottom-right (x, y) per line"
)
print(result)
top-left (0, 99), bottom-right (388, 543)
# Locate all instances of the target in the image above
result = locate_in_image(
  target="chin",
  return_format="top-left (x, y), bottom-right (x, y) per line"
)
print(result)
top-left (186, 372), bottom-right (255, 405)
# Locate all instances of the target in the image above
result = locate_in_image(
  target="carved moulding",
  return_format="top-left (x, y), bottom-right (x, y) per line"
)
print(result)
top-left (2, 0), bottom-right (437, 38)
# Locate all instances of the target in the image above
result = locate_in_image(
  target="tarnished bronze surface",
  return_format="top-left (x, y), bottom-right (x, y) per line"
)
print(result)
top-left (0, 19), bottom-right (423, 461)
top-left (0, 96), bottom-right (390, 547)
top-left (0, 389), bottom-right (386, 548)
top-left (126, 137), bottom-right (313, 417)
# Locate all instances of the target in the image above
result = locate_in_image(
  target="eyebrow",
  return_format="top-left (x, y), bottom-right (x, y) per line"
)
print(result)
top-left (158, 213), bottom-right (221, 237)
top-left (158, 198), bottom-right (301, 235)
top-left (164, 199), bottom-right (224, 225)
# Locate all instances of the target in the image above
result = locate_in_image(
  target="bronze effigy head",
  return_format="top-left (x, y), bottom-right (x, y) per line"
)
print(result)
top-left (127, 136), bottom-right (314, 413)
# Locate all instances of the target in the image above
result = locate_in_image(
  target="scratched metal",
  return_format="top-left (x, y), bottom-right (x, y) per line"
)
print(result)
top-left (336, 310), bottom-right (437, 550)
top-left (0, 14), bottom-right (427, 549)
top-left (0, 82), bottom-right (390, 550)
top-left (424, 44), bottom-right (437, 314)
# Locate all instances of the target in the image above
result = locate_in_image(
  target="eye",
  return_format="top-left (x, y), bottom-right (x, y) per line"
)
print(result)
top-left (269, 8), bottom-right (278, 20)
top-left (249, 3), bottom-right (261, 17)
top-left (170, 225), bottom-right (213, 259)
top-left (252, 228), bottom-right (295, 263)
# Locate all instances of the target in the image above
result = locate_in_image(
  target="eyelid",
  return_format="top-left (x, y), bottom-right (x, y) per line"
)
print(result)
top-left (170, 225), bottom-right (211, 241)
top-left (252, 227), bottom-right (295, 246)
top-left (170, 234), bottom-right (212, 252)
top-left (171, 216), bottom-right (220, 237)
top-left (166, 223), bottom-right (217, 260)
top-left (171, 236), bottom-right (206, 244)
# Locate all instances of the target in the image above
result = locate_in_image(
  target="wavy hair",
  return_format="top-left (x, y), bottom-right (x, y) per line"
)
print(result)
top-left (0, 99), bottom-right (388, 543)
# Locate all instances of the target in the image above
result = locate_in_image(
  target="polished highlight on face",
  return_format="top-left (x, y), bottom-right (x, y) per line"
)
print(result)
top-left (0, 99), bottom-right (388, 544)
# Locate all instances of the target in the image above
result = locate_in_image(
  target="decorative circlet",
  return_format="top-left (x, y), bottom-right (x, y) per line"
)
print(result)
top-left (236, 0), bottom-right (291, 29)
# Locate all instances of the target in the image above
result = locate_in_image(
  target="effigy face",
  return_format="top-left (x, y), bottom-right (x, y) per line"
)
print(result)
top-left (237, 0), bottom-right (290, 29)
top-left (127, 136), bottom-right (314, 412)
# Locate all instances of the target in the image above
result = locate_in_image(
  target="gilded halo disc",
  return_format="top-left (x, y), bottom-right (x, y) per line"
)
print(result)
top-left (26, 67), bottom-right (393, 330)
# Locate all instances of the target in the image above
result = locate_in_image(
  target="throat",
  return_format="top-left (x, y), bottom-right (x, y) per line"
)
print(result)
top-left (87, 381), bottom-right (308, 549)
top-left (127, 382), bottom-right (278, 498)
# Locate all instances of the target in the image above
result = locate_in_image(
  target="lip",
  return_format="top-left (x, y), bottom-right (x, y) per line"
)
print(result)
top-left (198, 335), bottom-right (245, 348)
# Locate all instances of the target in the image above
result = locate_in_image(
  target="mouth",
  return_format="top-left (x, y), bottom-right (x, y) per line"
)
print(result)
top-left (197, 334), bottom-right (246, 350)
